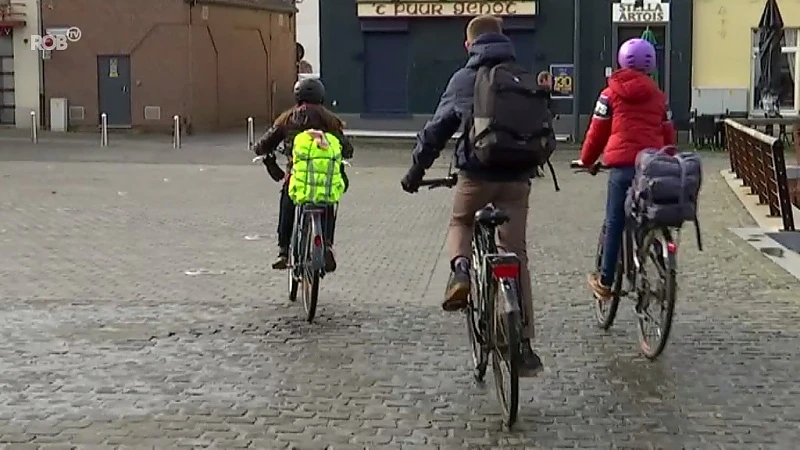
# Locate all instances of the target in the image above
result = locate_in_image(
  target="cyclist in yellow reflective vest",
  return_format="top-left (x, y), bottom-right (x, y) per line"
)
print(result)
top-left (252, 78), bottom-right (353, 272)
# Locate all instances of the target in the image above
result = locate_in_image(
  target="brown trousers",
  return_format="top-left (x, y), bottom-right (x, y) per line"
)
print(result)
top-left (446, 175), bottom-right (535, 340)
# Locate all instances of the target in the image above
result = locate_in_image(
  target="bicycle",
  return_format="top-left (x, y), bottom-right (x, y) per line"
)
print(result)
top-left (421, 173), bottom-right (526, 428)
top-left (286, 202), bottom-right (336, 322)
top-left (252, 154), bottom-right (340, 323)
top-left (571, 161), bottom-right (678, 359)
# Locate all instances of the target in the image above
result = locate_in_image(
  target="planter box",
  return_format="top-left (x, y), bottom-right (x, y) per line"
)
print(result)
top-left (789, 165), bottom-right (800, 208)
top-left (796, 128), bottom-right (800, 164)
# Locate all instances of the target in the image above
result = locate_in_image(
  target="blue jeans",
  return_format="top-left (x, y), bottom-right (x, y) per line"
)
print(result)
top-left (600, 167), bottom-right (636, 287)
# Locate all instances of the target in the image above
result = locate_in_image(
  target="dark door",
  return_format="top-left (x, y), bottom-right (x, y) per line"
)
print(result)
top-left (616, 26), bottom-right (666, 91)
top-left (363, 32), bottom-right (409, 115)
top-left (506, 31), bottom-right (536, 72)
top-left (97, 55), bottom-right (132, 126)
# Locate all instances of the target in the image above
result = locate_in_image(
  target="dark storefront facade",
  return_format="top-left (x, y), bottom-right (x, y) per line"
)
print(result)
top-left (321, 0), bottom-right (692, 138)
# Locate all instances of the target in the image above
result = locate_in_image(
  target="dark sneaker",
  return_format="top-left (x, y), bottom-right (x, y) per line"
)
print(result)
top-left (519, 340), bottom-right (544, 378)
top-left (271, 251), bottom-right (288, 270)
top-left (443, 271), bottom-right (470, 311)
top-left (324, 247), bottom-right (337, 273)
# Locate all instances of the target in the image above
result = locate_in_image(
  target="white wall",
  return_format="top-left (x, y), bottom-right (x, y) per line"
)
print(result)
top-left (11, 0), bottom-right (41, 128)
top-left (296, 0), bottom-right (319, 73)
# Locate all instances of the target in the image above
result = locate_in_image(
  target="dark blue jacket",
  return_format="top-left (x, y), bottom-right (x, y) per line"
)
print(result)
top-left (411, 33), bottom-right (528, 181)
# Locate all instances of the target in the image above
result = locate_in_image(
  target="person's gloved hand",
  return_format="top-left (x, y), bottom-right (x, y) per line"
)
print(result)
top-left (262, 153), bottom-right (285, 182)
top-left (401, 164), bottom-right (425, 193)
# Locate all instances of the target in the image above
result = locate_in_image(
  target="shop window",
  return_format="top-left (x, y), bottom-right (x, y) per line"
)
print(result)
top-left (751, 28), bottom-right (798, 112)
top-left (616, 25), bottom-right (666, 92)
top-left (0, 56), bottom-right (13, 125)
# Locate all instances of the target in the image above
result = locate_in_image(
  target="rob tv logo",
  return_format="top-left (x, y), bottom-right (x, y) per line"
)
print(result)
top-left (30, 27), bottom-right (81, 51)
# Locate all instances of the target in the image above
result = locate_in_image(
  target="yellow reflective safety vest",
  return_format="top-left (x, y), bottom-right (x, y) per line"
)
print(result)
top-left (288, 129), bottom-right (345, 205)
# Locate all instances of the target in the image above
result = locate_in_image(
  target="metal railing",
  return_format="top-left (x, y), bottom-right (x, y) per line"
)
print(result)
top-left (25, 112), bottom-right (261, 149)
top-left (724, 118), bottom-right (794, 231)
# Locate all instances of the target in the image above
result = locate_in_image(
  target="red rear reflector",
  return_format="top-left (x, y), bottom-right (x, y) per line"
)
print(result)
top-left (667, 242), bottom-right (677, 253)
top-left (492, 263), bottom-right (519, 279)
top-left (313, 235), bottom-right (323, 247)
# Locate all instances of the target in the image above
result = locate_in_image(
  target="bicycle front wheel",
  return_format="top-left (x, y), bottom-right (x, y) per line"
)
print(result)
top-left (491, 283), bottom-right (521, 429)
top-left (465, 268), bottom-right (488, 382)
top-left (288, 239), bottom-right (299, 302)
top-left (636, 228), bottom-right (677, 359)
top-left (594, 223), bottom-right (622, 329)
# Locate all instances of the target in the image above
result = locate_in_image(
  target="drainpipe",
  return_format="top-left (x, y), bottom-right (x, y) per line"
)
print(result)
top-left (186, 0), bottom-right (194, 134)
top-left (38, 0), bottom-right (45, 129)
top-left (571, 0), bottom-right (581, 142)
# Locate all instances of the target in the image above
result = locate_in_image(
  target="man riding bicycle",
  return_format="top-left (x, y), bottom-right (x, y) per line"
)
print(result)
top-left (400, 14), bottom-right (546, 377)
top-left (576, 38), bottom-right (676, 301)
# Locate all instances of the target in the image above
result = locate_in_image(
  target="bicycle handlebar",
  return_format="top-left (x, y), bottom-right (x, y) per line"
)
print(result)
top-left (570, 160), bottom-right (607, 176)
top-left (419, 174), bottom-right (458, 189)
top-left (252, 154), bottom-right (352, 166)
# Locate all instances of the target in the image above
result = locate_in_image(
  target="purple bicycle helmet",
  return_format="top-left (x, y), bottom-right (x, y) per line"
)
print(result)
top-left (617, 38), bottom-right (656, 73)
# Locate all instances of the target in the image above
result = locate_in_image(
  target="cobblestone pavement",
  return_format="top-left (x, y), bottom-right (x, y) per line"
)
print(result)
top-left (0, 142), bottom-right (799, 449)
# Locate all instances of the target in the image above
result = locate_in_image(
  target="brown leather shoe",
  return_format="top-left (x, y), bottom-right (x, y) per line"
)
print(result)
top-left (443, 271), bottom-right (470, 311)
top-left (324, 246), bottom-right (337, 273)
top-left (588, 273), bottom-right (612, 301)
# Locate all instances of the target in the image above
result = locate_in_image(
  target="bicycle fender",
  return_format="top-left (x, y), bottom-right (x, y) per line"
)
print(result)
top-left (310, 214), bottom-right (326, 271)
top-left (497, 280), bottom-right (521, 314)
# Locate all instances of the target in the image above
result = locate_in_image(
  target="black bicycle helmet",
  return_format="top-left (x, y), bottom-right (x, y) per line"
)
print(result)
top-left (294, 78), bottom-right (325, 105)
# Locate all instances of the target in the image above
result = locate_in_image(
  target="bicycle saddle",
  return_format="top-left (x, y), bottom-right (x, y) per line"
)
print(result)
top-left (474, 206), bottom-right (509, 225)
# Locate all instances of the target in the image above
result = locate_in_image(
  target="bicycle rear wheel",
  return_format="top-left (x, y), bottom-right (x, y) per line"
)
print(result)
top-left (636, 228), bottom-right (677, 359)
top-left (490, 283), bottom-right (521, 429)
top-left (301, 224), bottom-right (320, 323)
top-left (288, 268), bottom-right (299, 302)
top-left (465, 267), bottom-right (488, 382)
top-left (288, 213), bottom-right (301, 302)
top-left (594, 224), bottom-right (622, 329)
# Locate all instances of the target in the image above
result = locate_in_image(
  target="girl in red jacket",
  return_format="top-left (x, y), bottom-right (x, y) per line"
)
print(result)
top-left (577, 38), bottom-right (676, 300)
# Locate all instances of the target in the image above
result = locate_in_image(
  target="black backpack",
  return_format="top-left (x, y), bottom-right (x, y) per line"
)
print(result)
top-left (468, 62), bottom-right (559, 190)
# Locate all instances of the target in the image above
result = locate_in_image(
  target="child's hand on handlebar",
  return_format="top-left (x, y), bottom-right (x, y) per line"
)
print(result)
top-left (571, 160), bottom-right (604, 176)
top-left (569, 159), bottom-right (585, 169)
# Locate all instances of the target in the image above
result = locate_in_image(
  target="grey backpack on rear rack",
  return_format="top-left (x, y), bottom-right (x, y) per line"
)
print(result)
top-left (625, 146), bottom-right (704, 250)
top-left (462, 62), bottom-right (560, 190)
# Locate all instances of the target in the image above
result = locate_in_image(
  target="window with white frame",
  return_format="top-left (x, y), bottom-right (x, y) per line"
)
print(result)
top-left (751, 28), bottom-right (798, 112)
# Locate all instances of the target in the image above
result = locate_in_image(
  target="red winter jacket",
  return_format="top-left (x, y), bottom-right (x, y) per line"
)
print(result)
top-left (579, 68), bottom-right (676, 167)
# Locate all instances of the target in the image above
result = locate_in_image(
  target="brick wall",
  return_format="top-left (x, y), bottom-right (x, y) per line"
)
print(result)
top-left (42, 0), bottom-right (295, 131)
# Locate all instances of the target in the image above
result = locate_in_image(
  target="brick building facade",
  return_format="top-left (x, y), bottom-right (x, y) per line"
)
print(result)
top-left (41, 0), bottom-right (297, 132)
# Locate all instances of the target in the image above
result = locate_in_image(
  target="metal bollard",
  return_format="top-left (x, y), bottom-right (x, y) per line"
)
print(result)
top-left (173, 115), bottom-right (181, 148)
top-left (30, 111), bottom-right (38, 143)
top-left (247, 117), bottom-right (254, 149)
top-left (100, 113), bottom-right (108, 147)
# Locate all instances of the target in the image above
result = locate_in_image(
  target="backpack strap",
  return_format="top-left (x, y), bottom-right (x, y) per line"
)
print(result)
top-left (545, 159), bottom-right (560, 192)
